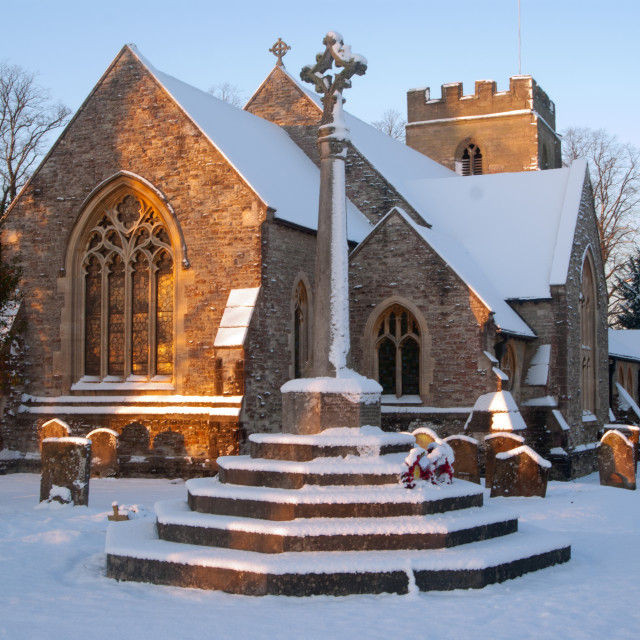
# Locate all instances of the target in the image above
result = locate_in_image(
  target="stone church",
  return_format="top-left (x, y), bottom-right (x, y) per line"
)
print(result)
top-left (0, 43), bottom-right (608, 479)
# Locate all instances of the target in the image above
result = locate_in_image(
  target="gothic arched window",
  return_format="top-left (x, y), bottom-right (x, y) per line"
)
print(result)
top-left (580, 254), bottom-right (597, 415)
top-left (374, 304), bottom-right (421, 397)
top-left (293, 280), bottom-right (309, 379)
top-left (459, 143), bottom-right (483, 176)
top-left (500, 341), bottom-right (518, 391)
top-left (81, 193), bottom-right (174, 381)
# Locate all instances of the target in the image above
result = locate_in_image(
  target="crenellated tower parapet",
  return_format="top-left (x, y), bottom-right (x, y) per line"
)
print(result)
top-left (406, 76), bottom-right (561, 175)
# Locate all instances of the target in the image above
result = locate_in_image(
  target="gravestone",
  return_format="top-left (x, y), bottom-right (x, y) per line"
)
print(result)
top-left (38, 418), bottom-right (70, 450)
top-left (40, 437), bottom-right (91, 505)
top-left (604, 425), bottom-right (639, 470)
top-left (484, 432), bottom-right (525, 489)
top-left (87, 428), bottom-right (119, 477)
top-left (598, 430), bottom-right (636, 490)
top-left (490, 445), bottom-right (551, 497)
top-left (445, 435), bottom-right (480, 484)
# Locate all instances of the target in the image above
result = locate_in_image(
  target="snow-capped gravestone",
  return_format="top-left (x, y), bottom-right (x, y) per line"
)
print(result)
top-left (490, 445), bottom-right (551, 498)
top-left (444, 435), bottom-right (481, 484)
top-left (87, 428), bottom-right (119, 478)
top-left (484, 432), bottom-right (525, 489)
top-left (281, 32), bottom-right (381, 434)
top-left (38, 418), bottom-right (70, 450)
top-left (598, 430), bottom-right (636, 490)
top-left (40, 437), bottom-right (91, 505)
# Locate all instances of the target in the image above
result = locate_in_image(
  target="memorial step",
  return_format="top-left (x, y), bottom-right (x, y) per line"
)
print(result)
top-left (106, 519), bottom-right (570, 596)
top-left (249, 430), bottom-right (414, 461)
top-left (217, 452), bottom-right (407, 488)
top-left (186, 476), bottom-right (485, 520)
top-left (155, 499), bottom-right (518, 552)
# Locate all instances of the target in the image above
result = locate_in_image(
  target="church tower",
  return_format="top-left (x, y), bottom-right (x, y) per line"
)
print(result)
top-left (406, 76), bottom-right (561, 175)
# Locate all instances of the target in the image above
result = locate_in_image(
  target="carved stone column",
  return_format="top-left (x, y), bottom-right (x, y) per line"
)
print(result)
top-left (280, 32), bottom-right (381, 434)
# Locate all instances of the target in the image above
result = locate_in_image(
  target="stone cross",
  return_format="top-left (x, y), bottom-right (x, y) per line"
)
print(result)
top-left (300, 32), bottom-right (367, 378)
top-left (269, 38), bottom-right (291, 66)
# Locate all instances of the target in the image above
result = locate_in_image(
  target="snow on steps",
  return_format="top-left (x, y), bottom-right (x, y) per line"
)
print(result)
top-left (155, 498), bottom-right (519, 552)
top-left (106, 426), bottom-right (571, 595)
top-left (106, 518), bottom-right (570, 596)
top-left (186, 476), bottom-right (485, 519)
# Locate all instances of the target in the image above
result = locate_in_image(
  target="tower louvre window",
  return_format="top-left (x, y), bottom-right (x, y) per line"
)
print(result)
top-left (460, 143), bottom-right (483, 176)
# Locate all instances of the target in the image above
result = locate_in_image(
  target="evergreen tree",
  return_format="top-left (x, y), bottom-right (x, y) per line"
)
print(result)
top-left (615, 250), bottom-right (640, 328)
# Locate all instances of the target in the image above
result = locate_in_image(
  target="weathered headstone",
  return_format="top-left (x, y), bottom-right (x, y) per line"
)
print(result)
top-left (38, 418), bottom-right (70, 450)
top-left (87, 428), bottom-right (119, 477)
top-left (598, 430), bottom-right (636, 490)
top-left (604, 425), bottom-right (639, 470)
top-left (484, 432), bottom-right (525, 489)
top-left (40, 437), bottom-right (91, 505)
top-left (490, 445), bottom-right (551, 497)
top-left (445, 435), bottom-right (480, 484)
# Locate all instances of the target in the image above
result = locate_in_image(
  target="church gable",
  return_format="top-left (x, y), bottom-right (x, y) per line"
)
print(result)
top-left (2, 46), bottom-right (266, 397)
top-left (245, 65), bottom-right (321, 126)
top-left (350, 209), bottom-right (498, 406)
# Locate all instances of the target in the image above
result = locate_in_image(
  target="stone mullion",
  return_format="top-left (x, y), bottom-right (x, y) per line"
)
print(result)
top-left (100, 262), bottom-right (109, 380)
top-left (124, 261), bottom-right (133, 379)
top-left (395, 337), bottom-right (403, 398)
top-left (149, 263), bottom-right (158, 378)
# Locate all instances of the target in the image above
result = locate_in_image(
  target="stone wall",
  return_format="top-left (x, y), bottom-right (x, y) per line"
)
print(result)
top-left (0, 47), bottom-right (264, 471)
top-left (241, 219), bottom-right (317, 442)
top-left (349, 210), bottom-right (498, 406)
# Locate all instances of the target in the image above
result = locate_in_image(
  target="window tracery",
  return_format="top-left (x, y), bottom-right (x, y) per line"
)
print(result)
top-left (374, 304), bottom-right (420, 397)
top-left (81, 193), bottom-right (174, 381)
top-left (459, 143), bottom-right (483, 176)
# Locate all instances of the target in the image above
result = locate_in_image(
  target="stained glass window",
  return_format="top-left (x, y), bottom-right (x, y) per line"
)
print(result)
top-left (81, 191), bottom-right (174, 381)
top-left (374, 304), bottom-right (421, 397)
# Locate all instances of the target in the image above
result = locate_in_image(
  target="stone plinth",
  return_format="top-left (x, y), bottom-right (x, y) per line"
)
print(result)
top-left (598, 430), bottom-right (636, 490)
top-left (490, 445), bottom-right (551, 498)
top-left (40, 437), bottom-right (91, 505)
top-left (281, 376), bottom-right (381, 434)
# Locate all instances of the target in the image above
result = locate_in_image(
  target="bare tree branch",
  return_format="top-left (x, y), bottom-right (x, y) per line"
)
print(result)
top-left (207, 81), bottom-right (246, 108)
top-left (0, 62), bottom-right (71, 217)
top-left (562, 127), bottom-right (640, 321)
top-left (371, 108), bottom-right (406, 142)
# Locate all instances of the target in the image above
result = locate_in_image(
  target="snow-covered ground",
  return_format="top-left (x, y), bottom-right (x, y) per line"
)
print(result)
top-left (0, 472), bottom-right (638, 640)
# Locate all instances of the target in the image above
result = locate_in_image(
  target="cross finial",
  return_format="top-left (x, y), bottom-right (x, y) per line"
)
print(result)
top-left (300, 31), bottom-right (367, 126)
top-left (269, 38), bottom-right (291, 66)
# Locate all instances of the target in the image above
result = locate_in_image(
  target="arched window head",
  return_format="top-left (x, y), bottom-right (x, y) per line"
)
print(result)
top-left (81, 191), bottom-right (174, 382)
top-left (459, 143), bottom-right (483, 176)
top-left (500, 341), bottom-right (518, 391)
top-left (580, 254), bottom-right (597, 415)
top-left (293, 280), bottom-right (309, 379)
top-left (374, 304), bottom-right (421, 397)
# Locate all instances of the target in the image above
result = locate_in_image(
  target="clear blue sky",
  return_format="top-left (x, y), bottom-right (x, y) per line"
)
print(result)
top-left (4, 0), bottom-right (640, 147)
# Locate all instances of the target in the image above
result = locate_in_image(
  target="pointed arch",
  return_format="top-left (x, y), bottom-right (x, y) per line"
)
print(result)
top-left (580, 250), bottom-right (598, 415)
top-left (455, 139), bottom-right (483, 176)
top-left (66, 176), bottom-right (180, 384)
top-left (291, 274), bottom-right (312, 379)
top-left (364, 297), bottom-right (432, 399)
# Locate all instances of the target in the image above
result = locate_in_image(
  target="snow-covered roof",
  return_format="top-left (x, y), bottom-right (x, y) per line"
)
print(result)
top-left (401, 161), bottom-right (588, 300)
top-left (128, 47), bottom-right (371, 243)
top-left (609, 329), bottom-right (640, 362)
top-left (278, 66), bottom-right (588, 302)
